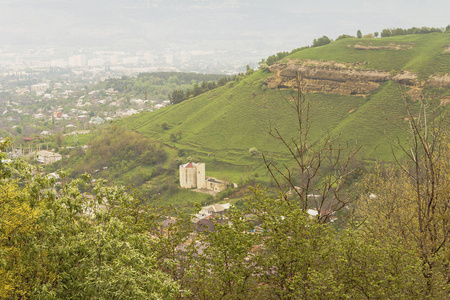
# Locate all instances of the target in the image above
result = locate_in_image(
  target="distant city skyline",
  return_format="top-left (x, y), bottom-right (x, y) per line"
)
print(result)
top-left (1, 0), bottom-right (449, 67)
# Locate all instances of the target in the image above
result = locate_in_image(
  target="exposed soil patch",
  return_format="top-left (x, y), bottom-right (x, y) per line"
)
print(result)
top-left (407, 88), bottom-right (422, 101)
top-left (193, 188), bottom-right (218, 196)
top-left (428, 74), bottom-right (450, 88)
top-left (353, 43), bottom-right (414, 51)
top-left (440, 97), bottom-right (450, 106)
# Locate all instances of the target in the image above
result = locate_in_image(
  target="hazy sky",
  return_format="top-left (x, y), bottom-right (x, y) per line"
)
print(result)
top-left (1, 0), bottom-right (449, 54)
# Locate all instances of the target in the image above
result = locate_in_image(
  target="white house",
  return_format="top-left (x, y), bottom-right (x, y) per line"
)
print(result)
top-left (198, 203), bottom-right (230, 218)
top-left (31, 83), bottom-right (50, 94)
top-left (36, 150), bottom-right (62, 165)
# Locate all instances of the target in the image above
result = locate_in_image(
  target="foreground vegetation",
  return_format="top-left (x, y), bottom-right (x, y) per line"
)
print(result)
top-left (1, 138), bottom-right (449, 298)
top-left (2, 82), bottom-right (449, 298)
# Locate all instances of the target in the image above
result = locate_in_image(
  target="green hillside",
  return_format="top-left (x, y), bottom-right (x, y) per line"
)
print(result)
top-left (120, 33), bottom-right (450, 184)
top-left (289, 33), bottom-right (450, 78)
top-left (121, 73), bottom-right (366, 181)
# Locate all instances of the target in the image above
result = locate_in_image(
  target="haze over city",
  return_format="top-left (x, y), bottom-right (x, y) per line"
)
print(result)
top-left (1, 0), bottom-right (449, 73)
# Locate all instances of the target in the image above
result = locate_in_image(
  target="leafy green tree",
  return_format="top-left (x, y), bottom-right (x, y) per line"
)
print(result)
top-left (245, 64), bottom-right (254, 75)
top-left (336, 34), bottom-right (354, 40)
top-left (381, 28), bottom-right (393, 37)
top-left (333, 225), bottom-right (428, 298)
top-left (1, 163), bottom-right (180, 299)
top-left (244, 190), bottom-right (337, 298)
top-left (248, 147), bottom-right (259, 156)
top-left (168, 89), bottom-right (185, 104)
top-left (183, 208), bottom-right (258, 299)
top-left (356, 94), bottom-right (450, 297)
top-left (55, 131), bottom-right (64, 147)
top-left (312, 35), bottom-right (331, 47)
top-left (380, 26), bottom-right (443, 37)
top-left (357, 30), bottom-right (362, 38)
top-left (217, 77), bottom-right (229, 86)
top-left (192, 83), bottom-right (202, 97)
top-left (0, 175), bottom-right (39, 298)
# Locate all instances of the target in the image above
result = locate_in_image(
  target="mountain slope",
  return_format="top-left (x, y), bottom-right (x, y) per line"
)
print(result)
top-left (120, 33), bottom-right (450, 182)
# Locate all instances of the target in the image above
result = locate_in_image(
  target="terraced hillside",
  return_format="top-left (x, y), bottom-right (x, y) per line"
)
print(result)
top-left (120, 33), bottom-right (450, 183)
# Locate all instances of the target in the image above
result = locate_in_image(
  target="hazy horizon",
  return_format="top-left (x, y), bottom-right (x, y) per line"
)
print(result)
top-left (1, 0), bottom-right (449, 60)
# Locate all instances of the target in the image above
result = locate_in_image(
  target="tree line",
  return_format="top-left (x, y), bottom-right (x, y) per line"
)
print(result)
top-left (260, 46), bottom-right (310, 66)
top-left (94, 72), bottom-right (228, 101)
top-left (380, 25), bottom-right (450, 37)
top-left (168, 76), bottom-right (237, 105)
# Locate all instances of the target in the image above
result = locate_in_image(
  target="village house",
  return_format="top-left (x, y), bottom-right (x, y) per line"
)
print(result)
top-left (53, 111), bottom-right (63, 119)
top-left (105, 88), bottom-right (118, 95)
top-left (198, 203), bottom-right (230, 218)
top-left (193, 214), bottom-right (230, 233)
top-left (31, 83), bottom-right (50, 94)
top-left (33, 113), bottom-right (45, 119)
top-left (36, 150), bottom-right (62, 165)
top-left (191, 203), bottom-right (231, 232)
top-left (89, 116), bottom-right (105, 124)
top-left (206, 177), bottom-right (228, 192)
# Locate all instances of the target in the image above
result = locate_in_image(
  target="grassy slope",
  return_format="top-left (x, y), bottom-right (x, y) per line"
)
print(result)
top-left (121, 33), bottom-right (450, 183)
top-left (122, 72), bottom-right (365, 182)
top-left (289, 33), bottom-right (450, 77)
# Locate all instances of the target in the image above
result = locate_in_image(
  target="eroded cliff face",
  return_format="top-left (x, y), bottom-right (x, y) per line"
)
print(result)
top-left (265, 59), bottom-right (450, 98)
top-left (428, 73), bottom-right (450, 88)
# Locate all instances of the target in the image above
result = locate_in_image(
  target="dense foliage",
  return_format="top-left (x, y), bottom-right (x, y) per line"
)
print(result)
top-left (1, 136), bottom-right (449, 298)
top-left (95, 72), bottom-right (228, 101)
top-left (312, 35), bottom-right (331, 47)
top-left (0, 165), bottom-right (180, 298)
top-left (380, 26), bottom-right (446, 37)
top-left (61, 125), bottom-right (178, 198)
top-left (260, 46), bottom-right (310, 66)
top-left (336, 34), bottom-right (354, 40)
top-left (168, 76), bottom-right (236, 105)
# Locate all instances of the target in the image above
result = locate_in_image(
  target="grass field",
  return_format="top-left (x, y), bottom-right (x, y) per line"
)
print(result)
top-left (118, 33), bottom-right (450, 187)
top-left (63, 132), bottom-right (95, 147)
top-left (289, 33), bottom-right (450, 78)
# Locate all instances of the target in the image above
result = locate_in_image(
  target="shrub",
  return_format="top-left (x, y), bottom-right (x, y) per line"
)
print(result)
top-left (248, 147), bottom-right (259, 156)
top-left (336, 34), bottom-right (354, 40)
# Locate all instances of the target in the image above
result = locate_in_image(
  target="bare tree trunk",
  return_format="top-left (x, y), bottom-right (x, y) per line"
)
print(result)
top-left (264, 74), bottom-right (360, 223)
